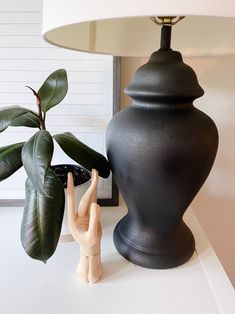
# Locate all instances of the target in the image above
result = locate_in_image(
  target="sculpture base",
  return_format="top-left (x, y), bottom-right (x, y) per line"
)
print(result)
top-left (113, 215), bottom-right (195, 269)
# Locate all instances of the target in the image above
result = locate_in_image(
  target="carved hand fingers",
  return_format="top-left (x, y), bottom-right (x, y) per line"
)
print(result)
top-left (88, 203), bottom-right (101, 238)
top-left (67, 172), bottom-right (78, 233)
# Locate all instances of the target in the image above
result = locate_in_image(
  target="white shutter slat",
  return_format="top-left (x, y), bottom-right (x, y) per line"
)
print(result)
top-left (0, 24), bottom-right (41, 36)
top-left (0, 58), bottom-right (105, 71)
top-left (0, 70), bottom-right (104, 83)
top-left (0, 36), bottom-right (52, 48)
top-left (0, 92), bottom-right (104, 105)
top-left (0, 81), bottom-right (104, 94)
top-left (0, 47), bottom-right (104, 60)
top-left (0, 12), bottom-right (42, 24)
top-left (0, 0), bottom-right (42, 11)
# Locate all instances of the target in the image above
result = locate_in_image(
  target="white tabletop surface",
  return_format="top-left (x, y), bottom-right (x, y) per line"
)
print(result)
top-left (0, 204), bottom-right (234, 314)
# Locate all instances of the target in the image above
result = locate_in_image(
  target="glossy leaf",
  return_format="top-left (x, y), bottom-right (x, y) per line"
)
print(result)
top-left (38, 69), bottom-right (68, 113)
top-left (22, 130), bottom-right (54, 195)
top-left (54, 132), bottom-right (110, 178)
top-left (0, 106), bottom-right (34, 132)
top-left (21, 170), bottom-right (65, 262)
top-left (0, 142), bottom-right (25, 181)
top-left (10, 112), bottom-right (40, 128)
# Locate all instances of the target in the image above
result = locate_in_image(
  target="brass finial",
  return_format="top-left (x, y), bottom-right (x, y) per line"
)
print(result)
top-left (150, 16), bottom-right (185, 26)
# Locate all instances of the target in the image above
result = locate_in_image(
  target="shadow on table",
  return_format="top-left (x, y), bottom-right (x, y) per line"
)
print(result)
top-left (102, 256), bottom-right (130, 281)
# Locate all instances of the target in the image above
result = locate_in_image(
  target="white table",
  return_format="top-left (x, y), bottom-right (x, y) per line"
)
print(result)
top-left (0, 204), bottom-right (234, 314)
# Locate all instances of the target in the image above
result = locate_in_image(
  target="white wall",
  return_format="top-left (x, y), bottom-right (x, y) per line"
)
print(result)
top-left (121, 56), bottom-right (235, 288)
top-left (0, 0), bottom-right (114, 199)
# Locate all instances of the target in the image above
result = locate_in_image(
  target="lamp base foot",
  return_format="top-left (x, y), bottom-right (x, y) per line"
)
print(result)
top-left (113, 215), bottom-right (195, 269)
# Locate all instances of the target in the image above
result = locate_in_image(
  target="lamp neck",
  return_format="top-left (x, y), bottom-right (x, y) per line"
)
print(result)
top-left (150, 16), bottom-right (184, 50)
top-left (160, 25), bottom-right (172, 51)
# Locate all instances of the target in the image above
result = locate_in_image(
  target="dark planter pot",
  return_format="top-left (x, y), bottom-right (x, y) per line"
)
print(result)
top-left (106, 50), bottom-right (218, 269)
top-left (51, 164), bottom-right (91, 188)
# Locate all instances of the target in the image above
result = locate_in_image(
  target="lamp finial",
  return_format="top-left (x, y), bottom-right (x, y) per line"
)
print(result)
top-left (150, 16), bottom-right (185, 26)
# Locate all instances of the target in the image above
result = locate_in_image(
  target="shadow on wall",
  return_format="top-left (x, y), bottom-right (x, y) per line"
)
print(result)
top-left (121, 55), bottom-right (235, 288)
top-left (187, 55), bottom-right (235, 288)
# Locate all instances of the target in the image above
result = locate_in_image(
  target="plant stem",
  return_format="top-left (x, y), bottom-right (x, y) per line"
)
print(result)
top-left (36, 96), bottom-right (46, 130)
top-left (26, 86), bottom-right (46, 130)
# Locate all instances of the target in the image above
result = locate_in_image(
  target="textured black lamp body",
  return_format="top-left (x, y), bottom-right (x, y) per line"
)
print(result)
top-left (106, 25), bottom-right (218, 268)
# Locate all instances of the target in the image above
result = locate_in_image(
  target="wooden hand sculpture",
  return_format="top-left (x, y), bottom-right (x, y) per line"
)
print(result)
top-left (67, 169), bottom-right (102, 283)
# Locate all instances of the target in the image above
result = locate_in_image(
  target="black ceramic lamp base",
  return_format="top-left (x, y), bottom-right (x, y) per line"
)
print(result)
top-left (114, 215), bottom-right (195, 269)
top-left (106, 26), bottom-right (218, 269)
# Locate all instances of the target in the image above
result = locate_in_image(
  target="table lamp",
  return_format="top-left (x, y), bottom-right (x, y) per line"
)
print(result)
top-left (42, 0), bottom-right (235, 269)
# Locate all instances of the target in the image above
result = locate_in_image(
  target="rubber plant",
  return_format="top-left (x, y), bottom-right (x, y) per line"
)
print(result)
top-left (0, 69), bottom-right (110, 263)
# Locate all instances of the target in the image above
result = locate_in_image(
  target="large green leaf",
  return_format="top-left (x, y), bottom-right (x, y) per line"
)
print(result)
top-left (10, 112), bottom-right (40, 128)
top-left (38, 69), bottom-right (68, 113)
top-left (22, 130), bottom-right (54, 195)
top-left (0, 142), bottom-right (25, 181)
top-left (0, 106), bottom-right (34, 132)
top-left (21, 170), bottom-right (65, 263)
top-left (54, 132), bottom-right (110, 178)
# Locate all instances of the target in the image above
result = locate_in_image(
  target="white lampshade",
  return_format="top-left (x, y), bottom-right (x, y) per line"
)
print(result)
top-left (42, 0), bottom-right (235, 57)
